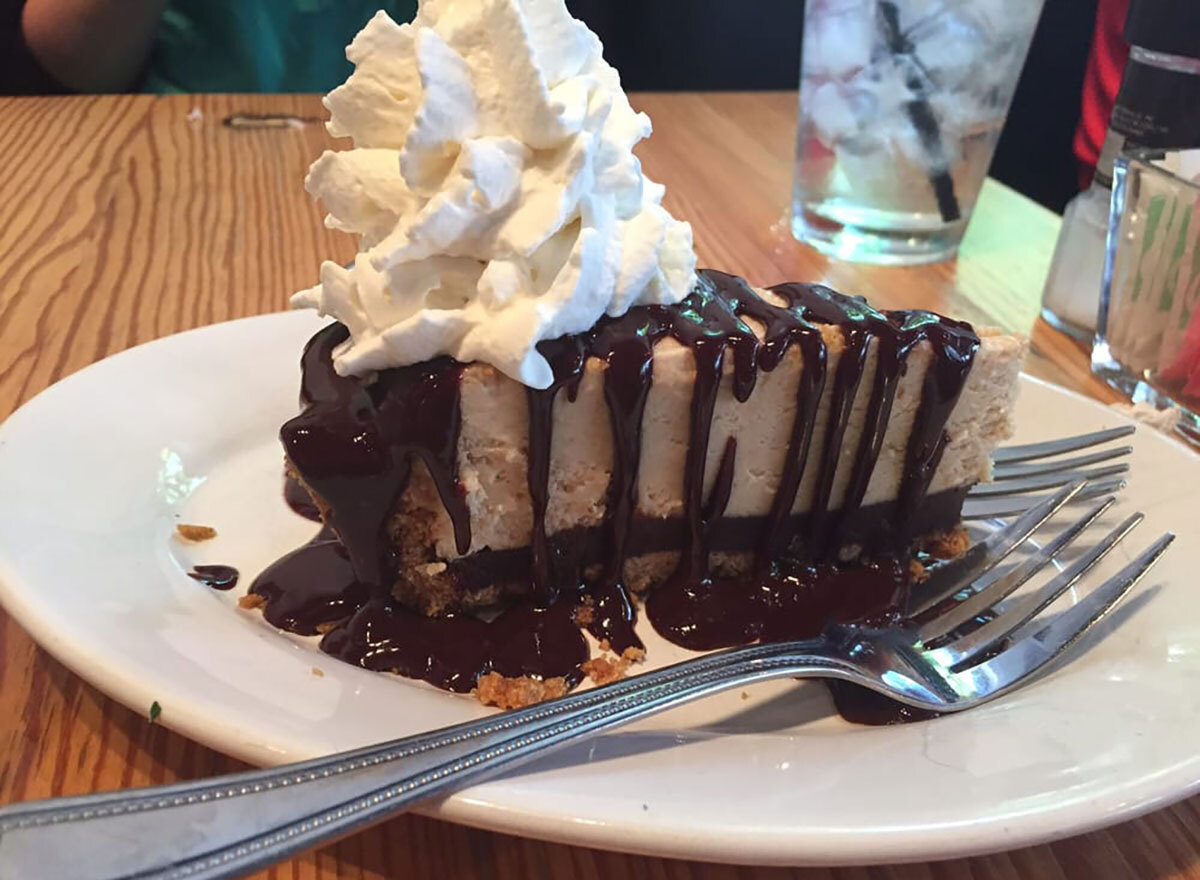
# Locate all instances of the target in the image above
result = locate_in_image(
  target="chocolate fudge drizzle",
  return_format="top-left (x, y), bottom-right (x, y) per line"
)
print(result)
top-left (280, 325), bottom-right (471, 589)
top-left (584, 311), bottom-right (658, 654)
top-left (283, 473), bottom-right (322, 522)
top-left (525, 337), bottom-right (586, 606)
top-left (663, 282), bottom-right (759, 586)
top-left (254, 270), bottom-right (979, 721)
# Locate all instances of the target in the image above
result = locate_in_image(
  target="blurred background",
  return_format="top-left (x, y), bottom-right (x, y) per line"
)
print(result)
top-left (1, 0), bottom-right (1103, 213)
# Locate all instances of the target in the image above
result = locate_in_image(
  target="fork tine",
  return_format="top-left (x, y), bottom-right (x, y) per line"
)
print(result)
top-left (963, 478), bottom-right (1125, 520)
top-left (992, 445), bottom-right (1132, 480)
top-left (943, 532), bottom-right (1175, 706)
top-left (929, 512), bottom-right (1146, 669)
top-left (992, 425), bottom-right (1136, 465)
top-left (914, 498), bottom-right (1114, 643)
top-left (969, 464), bottom-right (1129, 497)
top-left (906, 480), bottom-right (1086, 617)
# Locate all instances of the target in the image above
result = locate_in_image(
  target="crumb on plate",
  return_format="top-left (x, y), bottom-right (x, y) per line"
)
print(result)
top-left (582, 646), bottom-right (645, 686)
top-left (176, 524), bottom-right (217, 542)
top-left (474, 672), bottom-right (569, 710)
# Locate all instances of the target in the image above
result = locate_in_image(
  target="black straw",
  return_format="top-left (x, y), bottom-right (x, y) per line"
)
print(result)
top-left (876, 1), bottom-right (962, 223)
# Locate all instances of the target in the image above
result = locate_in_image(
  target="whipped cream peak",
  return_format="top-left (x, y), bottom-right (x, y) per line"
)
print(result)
top-left (293, 2), bottom-right (697, 388)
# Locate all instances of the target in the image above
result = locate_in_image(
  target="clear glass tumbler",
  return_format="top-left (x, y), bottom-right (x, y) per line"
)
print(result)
top-left (792, 0), bottom-right (1045, 265)
top-left (1094, 154), bottom-right (1200, 439)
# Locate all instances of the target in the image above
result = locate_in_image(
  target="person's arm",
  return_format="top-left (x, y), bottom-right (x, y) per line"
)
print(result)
top-left (21, 0), bottom-right (168, 92)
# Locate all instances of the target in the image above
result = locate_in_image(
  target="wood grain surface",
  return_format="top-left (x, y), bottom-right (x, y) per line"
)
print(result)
top-left (0, 91), bottom-right (1191, 880)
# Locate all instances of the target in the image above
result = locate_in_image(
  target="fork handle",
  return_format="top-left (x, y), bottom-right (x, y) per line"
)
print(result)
top-left (0, 644), bottom-right (857, 880)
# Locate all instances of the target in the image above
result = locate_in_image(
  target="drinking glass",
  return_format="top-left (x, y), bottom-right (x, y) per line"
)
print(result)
top-left (792, 0), bottom-right (1045, 265)
top-left (1094, 154), bottom-right (1200, 439)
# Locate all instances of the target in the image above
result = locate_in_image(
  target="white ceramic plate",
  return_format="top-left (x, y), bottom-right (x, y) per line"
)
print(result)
top-left (1, 311), bottom-right (1198, 867)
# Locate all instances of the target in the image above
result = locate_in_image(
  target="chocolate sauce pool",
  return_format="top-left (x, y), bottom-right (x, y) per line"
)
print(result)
top-left (644, 560), bottom-right (905, 651)
top-left (253, 271), bottom-right (979, 723)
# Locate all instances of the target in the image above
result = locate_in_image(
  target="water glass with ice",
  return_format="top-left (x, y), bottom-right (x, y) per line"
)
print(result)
top-left (792, 0), bottom-right (1045, 264)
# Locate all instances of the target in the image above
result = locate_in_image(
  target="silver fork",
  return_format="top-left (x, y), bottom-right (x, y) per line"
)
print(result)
top-left (0, 481), bottom-right (1172, 880)
top-left (965, 425), bottom-right (1135, 518)
top-left (1177, 420), bottom-right (1200, 448)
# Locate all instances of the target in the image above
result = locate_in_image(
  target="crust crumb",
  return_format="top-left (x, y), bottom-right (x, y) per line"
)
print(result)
top-left (922, 525), bottom-right (970, 560)
top-left (176, 524), bottom-right (217, 542)
top-left (475, 673), bottom-right (570, 709)
top-left (582, 656), bottom-right (623, 685)
top-left (582, 647), bottom-right (645, 686)
top-left (311, 667), bottom-right (325, 678)
top-left (238, 593), bottom-right (266, 610)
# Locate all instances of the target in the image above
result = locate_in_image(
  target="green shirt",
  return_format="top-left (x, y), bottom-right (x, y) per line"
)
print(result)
top-left (144, 0), bottom-right (418, 94)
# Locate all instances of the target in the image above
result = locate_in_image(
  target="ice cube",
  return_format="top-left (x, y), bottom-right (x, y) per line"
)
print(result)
top-left (802, 0), bottom-right (875, 80)
top-left (907, 11), bottom-right (988, 87)
top-left (805, 81), bottom-right (862, 145)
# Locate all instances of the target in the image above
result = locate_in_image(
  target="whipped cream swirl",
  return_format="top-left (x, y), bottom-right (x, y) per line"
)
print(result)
top-left (293, 2), bottom-right (697, 388)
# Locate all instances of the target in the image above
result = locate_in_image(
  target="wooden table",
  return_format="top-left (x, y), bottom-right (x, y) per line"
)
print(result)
top-left (0, 91), bottom-right (1192, 880)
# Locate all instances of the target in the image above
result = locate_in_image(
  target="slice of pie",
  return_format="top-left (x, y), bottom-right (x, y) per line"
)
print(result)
top-left (254, 268), bottom-right (1025, 707)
